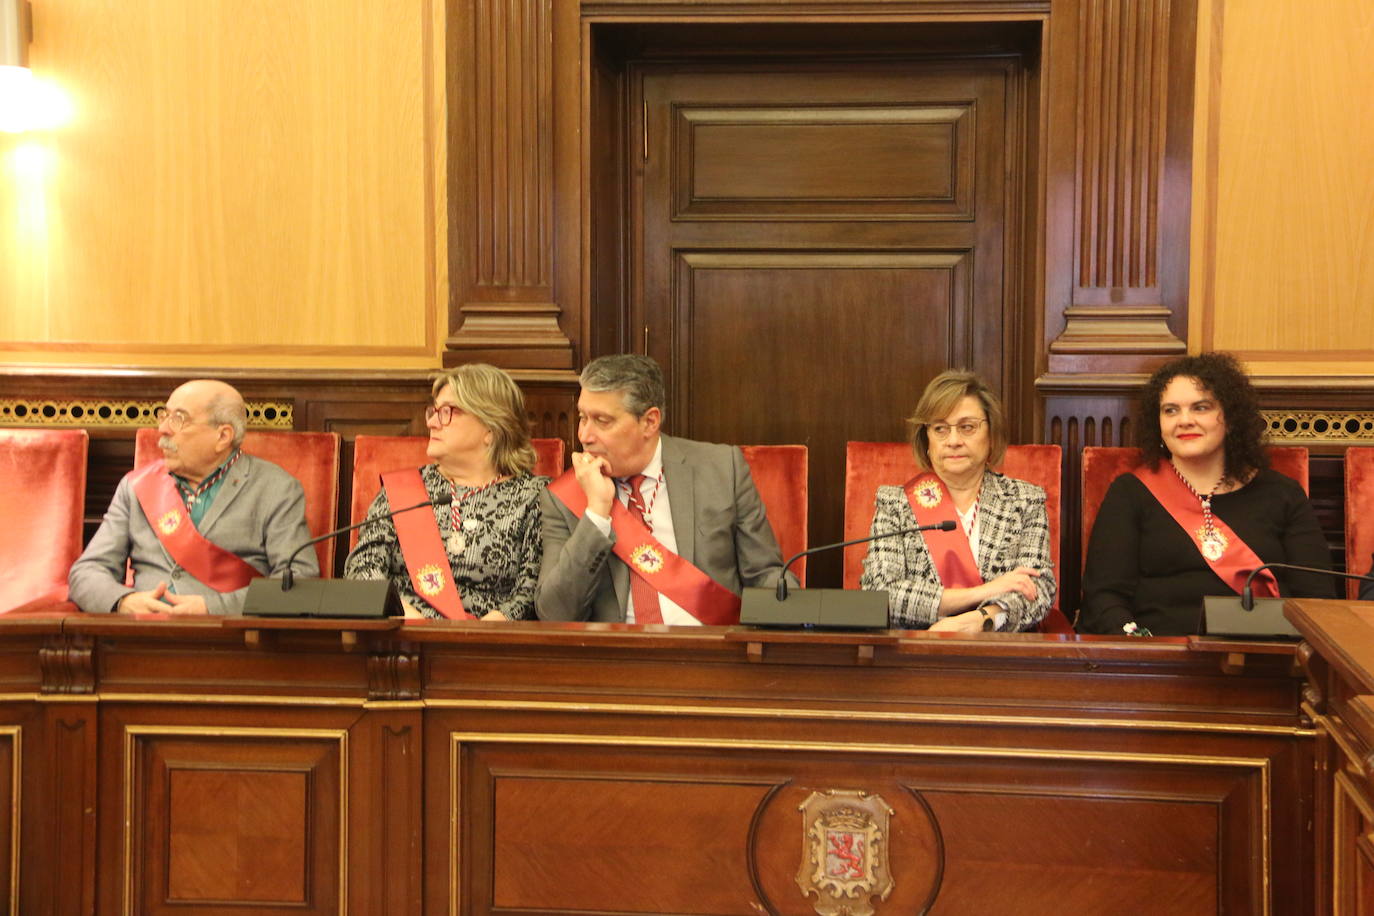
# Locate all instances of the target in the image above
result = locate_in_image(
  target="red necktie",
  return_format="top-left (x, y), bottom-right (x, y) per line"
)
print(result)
top-left (624, 474), bottom-right (663, 624)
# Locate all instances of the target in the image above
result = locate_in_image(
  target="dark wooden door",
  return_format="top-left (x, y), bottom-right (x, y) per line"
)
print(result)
top-left (636, 60), bottom-right (1020, 585)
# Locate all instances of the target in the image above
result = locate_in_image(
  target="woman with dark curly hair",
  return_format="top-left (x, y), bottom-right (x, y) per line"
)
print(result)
top-left (1080, 352), bottom-right (1334, 636)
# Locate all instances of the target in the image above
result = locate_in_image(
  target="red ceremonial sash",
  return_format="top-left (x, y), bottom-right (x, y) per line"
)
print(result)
top-left (548, 470), bottom-right (741, 625)
top-left (1131, 464), bottom-right (1279, 597)
top-left (130, 460), bottom-right (261, 592)
top-left (904, 473), bottom-right (983, 589)
top-left (382, 469), bottom-right (473, 620)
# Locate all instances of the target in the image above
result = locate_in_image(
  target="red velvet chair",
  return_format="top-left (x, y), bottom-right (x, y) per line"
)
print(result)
top-left (1080, 445), bottom-right (1311, 576)
top-left (1345, 447), bottom-right (1374, 600)
top-left (0, 429), bottom-right (88, 613)
top-left (842, 441), bottom-right (1067, 631)
top-left (348, 435), bottom-right (566, 550)
top-left (134, 427), bottom-right (342, 573)
top-left (739, 445), bottom-right (809, 586)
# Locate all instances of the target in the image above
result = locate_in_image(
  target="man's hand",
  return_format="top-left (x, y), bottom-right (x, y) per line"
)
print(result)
top-left (480, 609), bottom-right (508, 621)
top-left (117, 582), bottom-right (173, 614)
top-left (162, 592), bottom-right (209, 616)
top-left (573, 451), bottom-right (616, 517)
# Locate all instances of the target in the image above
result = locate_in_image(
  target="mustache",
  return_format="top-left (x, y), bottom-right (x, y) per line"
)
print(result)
top-left (158, 436), bottom-right (178, 454)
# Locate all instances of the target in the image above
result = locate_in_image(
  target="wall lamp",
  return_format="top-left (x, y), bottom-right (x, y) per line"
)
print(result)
top-left (1, 0), bottom-right (34, 133)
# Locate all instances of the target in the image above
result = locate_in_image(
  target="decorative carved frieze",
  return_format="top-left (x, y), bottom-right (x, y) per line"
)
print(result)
top-left (0, 398), bottom-right (292, 430)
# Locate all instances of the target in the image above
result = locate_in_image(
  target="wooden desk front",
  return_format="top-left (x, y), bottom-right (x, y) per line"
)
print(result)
top-left (0, 617), bottom-right (1313, 914)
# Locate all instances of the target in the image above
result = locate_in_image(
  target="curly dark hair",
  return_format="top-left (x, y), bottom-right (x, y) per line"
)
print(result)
top-left (1136, 352), bottom-right (1268, 481)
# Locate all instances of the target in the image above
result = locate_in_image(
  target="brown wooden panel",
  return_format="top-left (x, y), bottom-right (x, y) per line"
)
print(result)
top-left (120, 727), bottom-right (344, 915)
top-left (678, 104), bottom-right (971, 217)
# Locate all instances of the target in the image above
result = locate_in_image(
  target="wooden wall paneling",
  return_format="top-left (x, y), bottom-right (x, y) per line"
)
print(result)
top-left (3, 0), bottom-right (442, 370)
top-left (1192, 0), bottom-right (1374, 371)
top-left (447, 0), bottom-right (575, 369)
top-left (1043, 0), bottom-right (1195, 377)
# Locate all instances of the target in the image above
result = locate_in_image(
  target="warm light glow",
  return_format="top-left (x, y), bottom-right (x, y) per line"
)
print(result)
top-left (0, 66), bottom-right (73, 132)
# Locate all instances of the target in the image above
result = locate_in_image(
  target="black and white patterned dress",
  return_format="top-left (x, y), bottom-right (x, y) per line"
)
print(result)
top-left (343, 465), bottom-right (549, 620)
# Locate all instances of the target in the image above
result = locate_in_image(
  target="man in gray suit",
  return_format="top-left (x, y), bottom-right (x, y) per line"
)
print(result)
top-left (68, 379), bottom-right (317, 615)
top-left (536, 355), bottom-right (792, 624)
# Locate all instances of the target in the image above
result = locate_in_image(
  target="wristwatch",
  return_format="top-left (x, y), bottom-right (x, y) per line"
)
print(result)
top-left (976, 605), bottom-right (995, 632)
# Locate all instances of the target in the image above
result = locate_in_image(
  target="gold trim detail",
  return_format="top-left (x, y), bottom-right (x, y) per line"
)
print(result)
top-left (121, 725), bottom-right (348, 916)
top-left (0, 727), bottom-right (20, 916)
top-left (448, 731), bottom-right (1273, 916)
top-left (423, 697), bottom-right (1315, 738)
top-left (0, 398), bottom-right (292, 430)
top-left (1264, 410), bottom-right (1374, 444)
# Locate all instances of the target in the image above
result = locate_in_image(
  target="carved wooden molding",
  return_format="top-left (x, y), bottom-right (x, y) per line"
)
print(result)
top-left (367, 649), bottom-right (423, 701)
top-left (40, 635), bottom-right (95, 695)
top-left (449, 0), bottom-right (573, 369)
top-left (0, 397), bottom-right (293, 430)
top-left (1049, 0), bottom-right (1191, 362)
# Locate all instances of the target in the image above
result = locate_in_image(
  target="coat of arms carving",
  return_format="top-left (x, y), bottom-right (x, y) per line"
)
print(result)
top-left (796, 789), bottom-right (895, 916)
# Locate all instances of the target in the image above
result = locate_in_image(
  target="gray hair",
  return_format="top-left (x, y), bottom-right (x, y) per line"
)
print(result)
top-left (206, 393), bottom-right (248, 448)
top-left (579, 354), bottom-right (665, 418)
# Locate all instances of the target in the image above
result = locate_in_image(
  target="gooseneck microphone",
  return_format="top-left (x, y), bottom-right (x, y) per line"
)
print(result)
top-left (280, 493), bottom-right (453, 590)
top-left (1240, 562), bottom-right (1374, 610)
top-left (774, 519), bottom-right (958, 601)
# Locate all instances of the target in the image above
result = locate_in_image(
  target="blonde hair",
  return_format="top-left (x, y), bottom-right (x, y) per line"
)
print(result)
top-left (906, 370), bottom-right (1008, 471)
top-left (431, 364), bottom-right (536, 476)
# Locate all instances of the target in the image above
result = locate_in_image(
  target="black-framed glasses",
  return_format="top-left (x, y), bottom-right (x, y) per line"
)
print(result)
top-left (927, 419), bottom-right (988, 440)
top-left (153, 406), bottom-right (197, 432)
top-left (425, 404), bottom-right (459, 427)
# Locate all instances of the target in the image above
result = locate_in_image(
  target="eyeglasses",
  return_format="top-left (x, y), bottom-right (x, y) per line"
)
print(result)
top-left (927, 419), bottom-right (988, 440)
top-left (425, 404), bottom-right (460, 427)
top-left (153, 406), bottom-right (198, 432)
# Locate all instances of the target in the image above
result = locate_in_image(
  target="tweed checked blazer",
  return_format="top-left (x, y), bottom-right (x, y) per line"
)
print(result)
top-left (859, 470), bottom-right (1056, 630)
top-left (68, 453), bottom-right (318, 615)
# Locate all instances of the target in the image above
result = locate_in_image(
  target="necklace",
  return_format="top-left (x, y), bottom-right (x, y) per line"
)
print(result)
top-left (1171, 462), bottom-right (1229, 560)
top-left (445, 474), bottom-right (504, 556)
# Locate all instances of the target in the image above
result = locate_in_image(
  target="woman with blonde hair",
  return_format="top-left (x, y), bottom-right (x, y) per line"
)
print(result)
top-left (345, 363), bottom-right (548, 620)
top-left (860, 370), bottom-right (1056, 632)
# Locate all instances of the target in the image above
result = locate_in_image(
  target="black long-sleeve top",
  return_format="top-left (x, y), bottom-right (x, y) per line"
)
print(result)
top-left (1080, 469), bottom-right (1335, 636)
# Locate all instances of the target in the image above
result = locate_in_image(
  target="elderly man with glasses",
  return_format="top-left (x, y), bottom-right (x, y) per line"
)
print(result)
top-left (68, 379), bottom-right (316, 615)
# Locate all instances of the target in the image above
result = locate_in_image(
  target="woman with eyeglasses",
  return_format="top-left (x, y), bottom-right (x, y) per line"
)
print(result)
top-left (860, 370), bottom-right (1056, 632)
top-left (343, 364), bottom-right (549, 620)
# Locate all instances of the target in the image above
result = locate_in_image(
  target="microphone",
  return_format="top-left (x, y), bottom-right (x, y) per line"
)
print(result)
top-left (775, 520), bottom-right (957, 600)
top-left (280, 493), bottom-right (453, 590)
top-left (1241, 562), bottom-right (1374, 610)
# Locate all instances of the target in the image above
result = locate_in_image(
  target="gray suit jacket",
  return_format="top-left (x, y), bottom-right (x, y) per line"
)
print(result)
top-left (68, 453), bottom-right (318, 615)
top-left (535, 435), bottom-right (790, 622)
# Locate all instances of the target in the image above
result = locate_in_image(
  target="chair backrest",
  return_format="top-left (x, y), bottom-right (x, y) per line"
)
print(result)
top-left (0, 429), bottom-right (89, 611)
top-left (1345, 447), bottom-right (1374, 600)
top-left (1080, 444), bottom-right (1311, 574)
top-left (842, 441), bottom-right (1065, 629)
top-left (135, 427), bottom-right (342, 573)
top-left (739, 445), bottom-right (809, 587)
top-left (348, 435), bottom-right (566, 549)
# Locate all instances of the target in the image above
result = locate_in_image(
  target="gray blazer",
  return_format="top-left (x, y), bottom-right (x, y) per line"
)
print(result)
top-left (68, 453), bottom-right (318, 615)
top-left (535, 435), bottom-right (790, 622)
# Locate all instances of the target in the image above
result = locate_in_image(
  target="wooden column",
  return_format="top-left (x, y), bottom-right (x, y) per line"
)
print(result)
top-left (447, 0), bottom-right (575, 369)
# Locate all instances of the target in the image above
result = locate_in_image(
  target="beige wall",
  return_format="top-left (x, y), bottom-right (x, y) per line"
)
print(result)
top-left (0, 0), bottom-right (446, 369)
top-left (1191, 0), bottom-right (1374, 375)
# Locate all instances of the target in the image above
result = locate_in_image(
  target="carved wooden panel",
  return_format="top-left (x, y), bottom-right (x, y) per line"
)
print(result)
top-left (115, 725), bottom-right (345, 915)
top-left (458, 739), bottom-right (1268, 913)
top-left (675, 103), bottom-right (974, 218)
top-left (448, 0), bottom-right (573, 368)
top-left (1046, 0), bottom-right (1195, 371)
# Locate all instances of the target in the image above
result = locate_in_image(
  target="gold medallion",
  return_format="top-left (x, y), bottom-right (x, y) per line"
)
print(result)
top-left (1198, 527), bottom-right (1228, 562)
